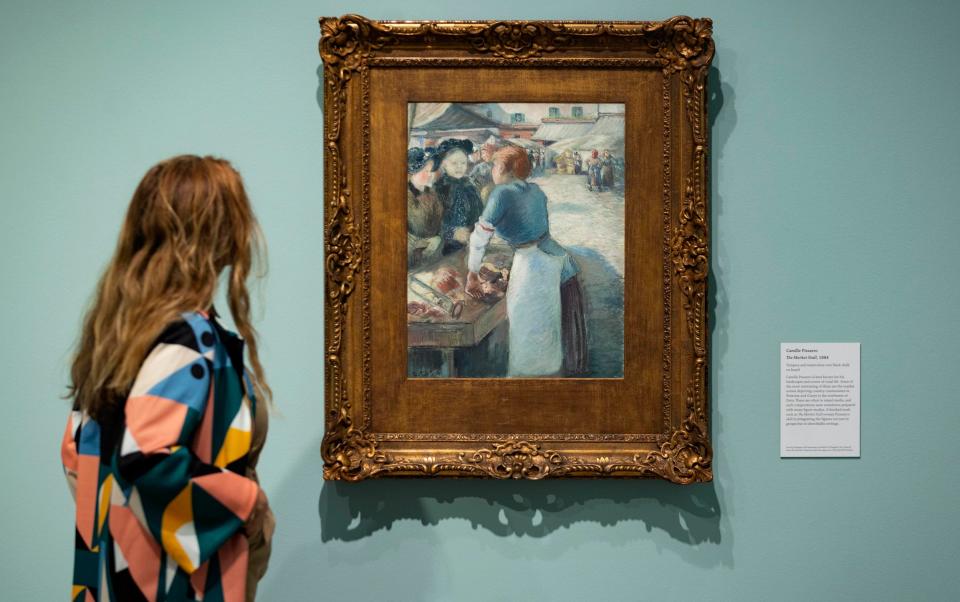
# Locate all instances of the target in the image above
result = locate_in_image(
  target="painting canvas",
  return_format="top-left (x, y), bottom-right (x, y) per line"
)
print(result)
top-left (406, 102), bottom-right (625, 378)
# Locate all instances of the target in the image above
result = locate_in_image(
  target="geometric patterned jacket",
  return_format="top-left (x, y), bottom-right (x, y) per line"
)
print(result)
top-left (61, 310), bottom-right (258, 601)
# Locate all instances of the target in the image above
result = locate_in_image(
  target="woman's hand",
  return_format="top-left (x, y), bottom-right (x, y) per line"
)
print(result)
top-left (245, 487), bottom-right (273, 539)
top-left (465, 271), bottom-right (483, 299)
top-left (424, 235), bottom-right (442, 255)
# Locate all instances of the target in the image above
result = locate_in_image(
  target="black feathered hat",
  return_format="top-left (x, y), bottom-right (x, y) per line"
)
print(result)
top-left (407, 147), bottom-right (436, 174)
top-left (431, 138), bottom-right (474, 170)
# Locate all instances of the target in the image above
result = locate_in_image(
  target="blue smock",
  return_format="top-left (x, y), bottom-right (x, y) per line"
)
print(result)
top-left (480, 181), bottom-right (578, 282)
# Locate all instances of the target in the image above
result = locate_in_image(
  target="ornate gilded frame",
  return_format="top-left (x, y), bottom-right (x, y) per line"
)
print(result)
top-left (320, 15), bottom-right (713, 482)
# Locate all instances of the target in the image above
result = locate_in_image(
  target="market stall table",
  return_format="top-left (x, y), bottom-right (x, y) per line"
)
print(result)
top-left (407, 245), bottom-right (513, 377)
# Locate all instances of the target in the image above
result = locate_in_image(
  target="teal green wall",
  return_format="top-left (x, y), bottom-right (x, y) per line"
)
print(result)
top-left (3, 1), bottom-right (959, 600)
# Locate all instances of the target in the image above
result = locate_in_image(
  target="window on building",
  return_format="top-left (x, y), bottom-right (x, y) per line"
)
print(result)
top-left (572, 106), bottom-right (584, 118)
top-left (548, 106), bottom-right (560, 118)
top-left (511, 112), bottom-right (525, 123)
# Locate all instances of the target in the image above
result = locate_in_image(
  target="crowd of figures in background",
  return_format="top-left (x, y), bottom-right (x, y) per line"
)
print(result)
top-left (556, 149), bottom-right (624, 192)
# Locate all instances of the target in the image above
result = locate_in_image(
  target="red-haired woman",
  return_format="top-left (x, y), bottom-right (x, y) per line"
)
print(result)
top-left (465, 146), bottom-right (587, 376)
top-left (61, 155), bottom-right (273, 601)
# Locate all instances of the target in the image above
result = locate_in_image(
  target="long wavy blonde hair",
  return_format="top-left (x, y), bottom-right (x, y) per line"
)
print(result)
top-left (70, 155), bottom-right (271, 421)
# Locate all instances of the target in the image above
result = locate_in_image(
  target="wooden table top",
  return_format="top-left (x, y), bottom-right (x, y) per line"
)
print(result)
top-left (407, 245), bottom-right (513, 348)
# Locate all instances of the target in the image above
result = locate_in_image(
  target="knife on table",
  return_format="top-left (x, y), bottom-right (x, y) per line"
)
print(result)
top-left (409, 275), bottom-right (464, 319)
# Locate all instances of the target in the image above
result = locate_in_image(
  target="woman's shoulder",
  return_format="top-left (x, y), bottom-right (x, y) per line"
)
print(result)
top-left (491, 180), bottom-right (538, 198)
top-left (517, 181), bottom-right (546, 199)
top-left (420, 186), bottom-right (440, 203)
top-left (433, 175), bottom-right (452, 193)
top-left (151, 310), bottom-right (220, 353)
top-left (487, 182), bottom-right (514, 201)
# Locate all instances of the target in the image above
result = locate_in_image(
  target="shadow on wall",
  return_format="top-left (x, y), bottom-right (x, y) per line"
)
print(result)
top-left (707, 55), bottom-right (736, 557)
top-left (302, 58), bottom-right (735, 571)
top-left (319, 478), bottom-right (722, 552)
top-left (708, 60), bottom-right (736, 390)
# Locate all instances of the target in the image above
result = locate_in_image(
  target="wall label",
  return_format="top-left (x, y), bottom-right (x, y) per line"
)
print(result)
top-left (780, 342), bottom-right (860, 458)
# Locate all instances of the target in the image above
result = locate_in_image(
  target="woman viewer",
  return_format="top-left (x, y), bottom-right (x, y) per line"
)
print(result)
top-left (61, 155), bottom-right (274, 602)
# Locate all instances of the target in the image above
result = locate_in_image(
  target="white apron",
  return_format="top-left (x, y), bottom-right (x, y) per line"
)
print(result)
top-left (506, 245), bottom-right (564, 376)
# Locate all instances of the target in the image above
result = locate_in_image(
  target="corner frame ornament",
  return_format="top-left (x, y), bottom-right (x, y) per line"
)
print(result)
top-left (320, 15), bottom-right (714, 482)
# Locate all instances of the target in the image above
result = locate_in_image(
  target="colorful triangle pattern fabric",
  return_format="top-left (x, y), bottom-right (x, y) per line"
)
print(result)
top-left (62, 312), bottom-right (259, 601)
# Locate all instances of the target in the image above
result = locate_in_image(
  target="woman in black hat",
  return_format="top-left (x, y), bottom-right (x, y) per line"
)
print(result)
top-left (432, 138), bottom-right (483, 255)
top-left (407, 147), bottom-right (443, 268)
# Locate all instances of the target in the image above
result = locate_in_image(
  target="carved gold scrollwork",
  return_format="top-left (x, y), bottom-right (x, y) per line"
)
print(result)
top-left (322, 401), bottom-right (387, 481)
top-left (320, 15), bottom-right (382, 481)
top-left (467, 21), bottom-right (573, 59)
top-left (668, 56), bottom-right (712, 477)
top-left (319, 14), bottom-right (396, 81)
top-left (655, 16), bottom-right (715, 73)
top-left (325, 188), bottom-right (360, 305)
top-left (320, 15), bottom-right (714, 482)
top-left (672, 177), bottom-right (709, 316)
top-left (636, 410), bottom-right (712, 483)
top-left (458, 441), bottom-right (566, 479)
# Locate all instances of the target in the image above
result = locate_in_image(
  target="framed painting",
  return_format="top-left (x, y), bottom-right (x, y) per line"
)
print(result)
top-left (320, 15), bottom-right (714, 482)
